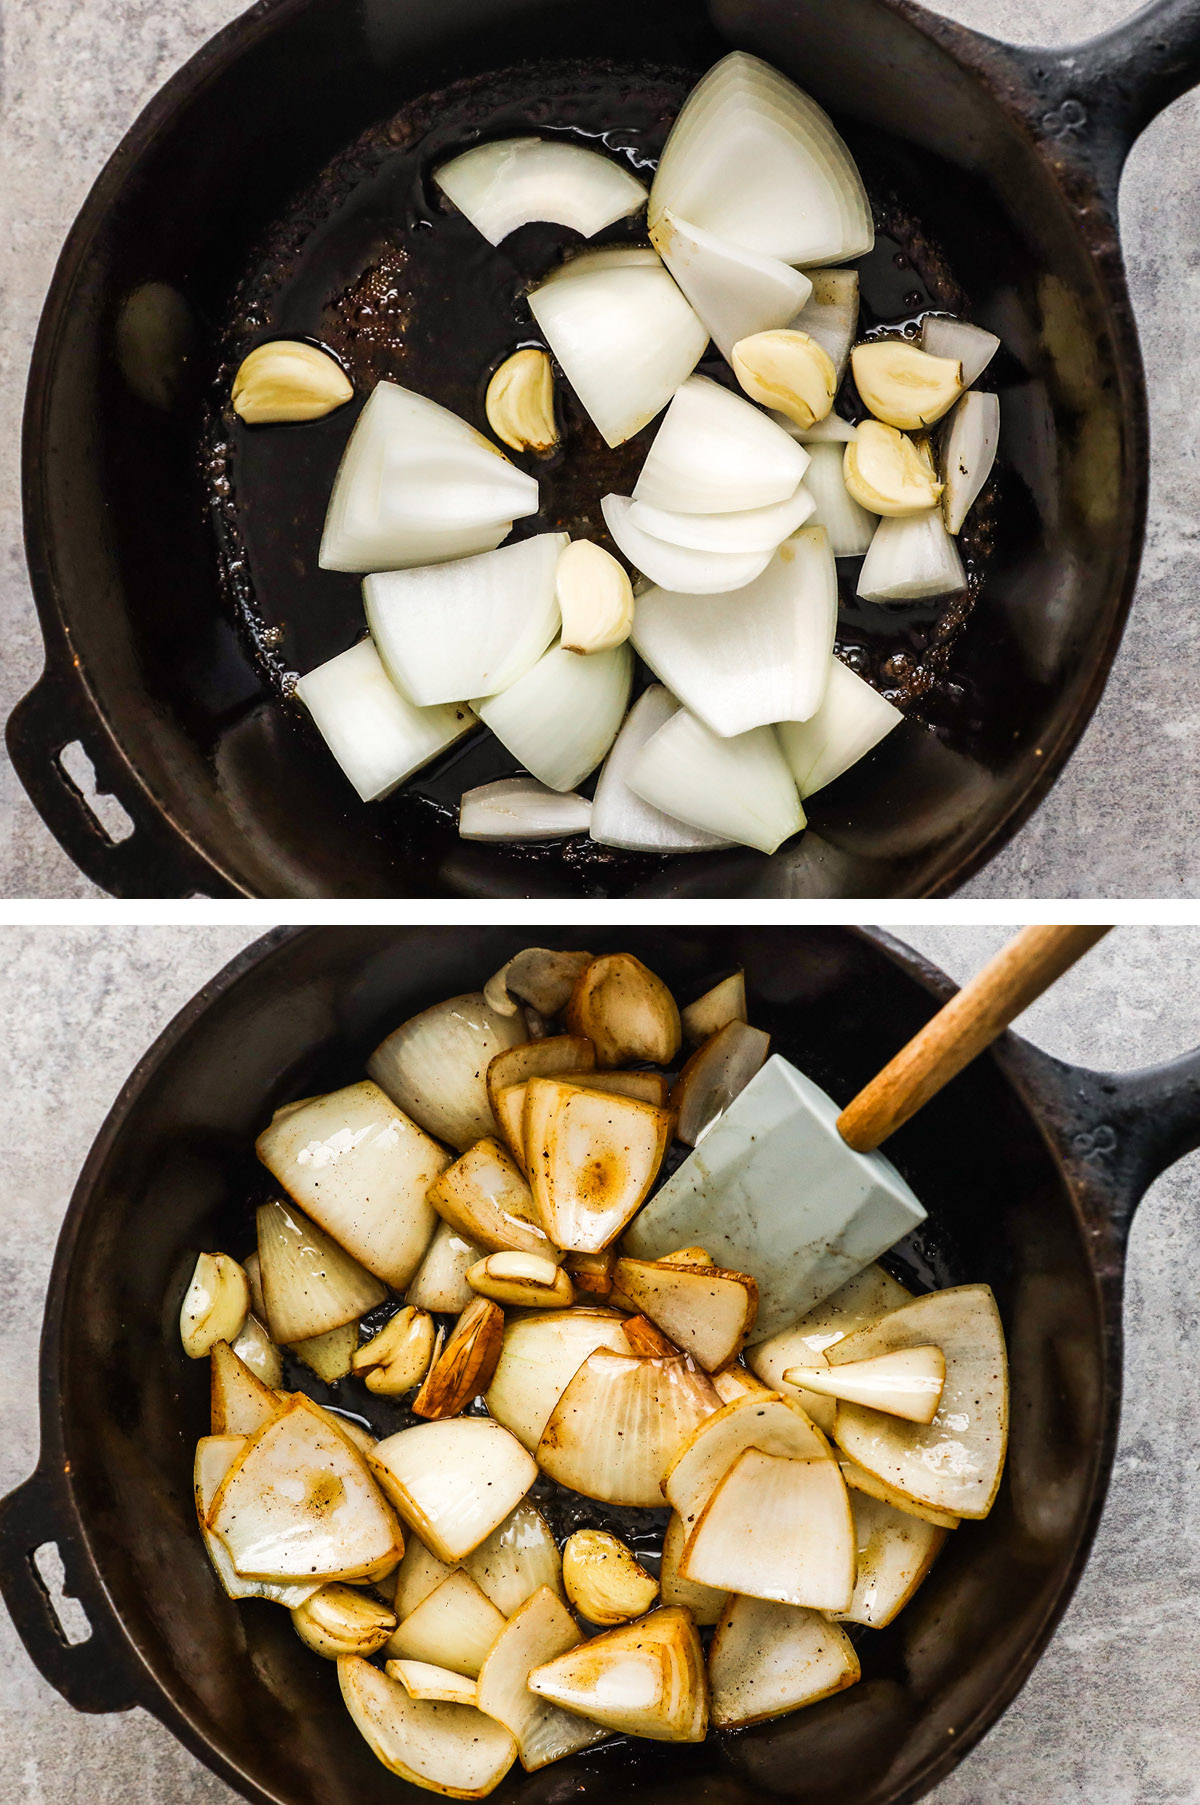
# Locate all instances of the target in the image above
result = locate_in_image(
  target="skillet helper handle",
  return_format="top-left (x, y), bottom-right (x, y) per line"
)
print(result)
top-left (838, 925), bottom-right (1112, 1153)
top-left (0, 1463), bottom-right (143, 1713)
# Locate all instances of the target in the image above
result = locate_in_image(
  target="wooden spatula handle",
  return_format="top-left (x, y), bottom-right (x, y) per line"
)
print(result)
top-left (837, 925), bottom-right (1112, 1153)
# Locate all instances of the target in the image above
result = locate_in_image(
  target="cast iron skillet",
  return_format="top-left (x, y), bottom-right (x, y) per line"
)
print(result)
top-left (2, 926), bottom-right (1199, 1805)
top-left (10, 1), bottom-right (1200, 899)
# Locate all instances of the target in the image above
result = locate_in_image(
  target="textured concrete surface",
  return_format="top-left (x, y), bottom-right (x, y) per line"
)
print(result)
top-left (2, 0), bottom-right (1200, 896)
top-left (0, 925), bottom-right (1198, 1802)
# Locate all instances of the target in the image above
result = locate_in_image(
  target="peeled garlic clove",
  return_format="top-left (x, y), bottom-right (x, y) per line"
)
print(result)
top-left (180, 1252), bottom-right (250, 1359)
top-left (292, 1583), bottom-right (396, 1659)
top-left (468, 1251), bottom-right (574, 1309)
top-left (353, 1306), bottom-right (437, 1396)
top-left (562, 1530), bottom-right (659, 1625)
top-left (851, 340), bottom-right (963, 430)
top-left (232, 340), bottom-right (353, 424)
top-left (486, 348), bottom-right (559, 454)
top-left (731, 329), bottom-right (836, 430)
top-left (843, 420), bottom-right (943, 516)
top-left (556, 540), bottom-right (634, 655)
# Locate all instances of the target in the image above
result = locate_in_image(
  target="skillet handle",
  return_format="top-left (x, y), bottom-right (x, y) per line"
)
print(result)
top-left (0, 1463), bottom-right (144, 1714)
top-left (5, 656), bottom-right (235, 899)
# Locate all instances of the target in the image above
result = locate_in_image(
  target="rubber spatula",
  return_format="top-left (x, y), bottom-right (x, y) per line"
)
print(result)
top-left (623, 925), bottom-right (1110, 1340)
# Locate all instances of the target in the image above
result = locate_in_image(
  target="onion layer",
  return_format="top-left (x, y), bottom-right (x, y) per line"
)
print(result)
top-left (777, 656), bottom-right (903, 799)
top-left (537, 1348), bottom-right (720, 1507)
top-left (295, 639), bottom-right (475, 804)
top-left (650, 210), bottom-right (812, 360)
top-left (941, 389), bottom-right (1000, 534)
top-left (628, 709), bottom-right (804, 855)
top-left (474, 640), bottom-right (632, 792)
top-left (708, 1595), bottom-right (860, 1728)
top-left (629, 485), bottom-right (814, 555)
top-left (602, 494), bottom-right (774, 594)
top-left (590, 686), bottom-right (732, 854)
top-left (368, 992), bottom-right (527, 1152)
top-left (921, 313), bottom-right (1000, 385)
top-left (459, 779), bottom-right (592, 841)
top-left (633, 375), bottom-right (809, 515)
top-left (789, 269), bottom-right (860, 379)
top-left (800, 443), bottom-right (877, 556)
top-left (434, 138), bottom-right (646, 245)
top-left (856, 507), bottom-right (966, 601)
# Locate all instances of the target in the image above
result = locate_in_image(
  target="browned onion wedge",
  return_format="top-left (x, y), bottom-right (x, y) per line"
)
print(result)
top-left (671, 1020), bottom-right (771, 1147)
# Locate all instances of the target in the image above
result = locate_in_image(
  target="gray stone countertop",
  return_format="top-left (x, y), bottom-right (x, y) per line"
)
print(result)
top-left (0, 924), bottom-right (1197, 1801)
top-left (2, 0), bottom-right (1200, 896)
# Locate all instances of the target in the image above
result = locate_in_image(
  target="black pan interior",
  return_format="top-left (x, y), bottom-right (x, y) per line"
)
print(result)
top-left (28, 0), bottom-right (1138, 896)
top-left (59, 927), bottom-right (1107, 1805)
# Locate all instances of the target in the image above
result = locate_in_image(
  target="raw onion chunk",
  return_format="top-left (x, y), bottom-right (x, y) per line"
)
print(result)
top-left (922, 313), bottom-right (1000, 386)
top-left (602, 494), bottom-right (775, 595)
top-left (800, 442), bottom-right (877, 556)
top-left (523, 1077), bottom-right (672, 1252)
top-left (256, 1198), bottom-right (386, 1344)
top-left (536, 1347), bottom-right (719, 1506)
top-left (528, 259), bottom-right (708, 447)
top-left (680, 1447), bottom-right (855, 1610)
top-left (474, 641), bottom-right (633, 791)
top-left (338, 1655), bottom-right (518, 1797)
top-left (790, 270), bottom-right (860, 380)
top-left (628, 486), bottom-right (814, 556)
top-left (484, 1308), bottom-right (631, 1449)
top-left (476, 1586), bottom-right (610, 1770)
top-left (628, 709), bottom-right (804, 855)
top-left (365, 533), bottom-right (567, 708)
top-left (372, 1417), bottom-right (538, 1562)
top-left (634, 375), bottom-right (809, 514)
top-left (529, 1605), bottom-right (707, 1742)
top-left (590, 685), bottom-right (732, 854)
top-left (650, 52), bottom-right (873, 266)
top-left (319, 381), bottom-right (538, 573)
top-left (856, 508), bottom-right (966, 602)
top-left (369, 992), bottom-right (527, 1152)
top-left (941, 389), bottom-right (1000, 533)
top-left (295, 639), bottom-right (475, 803)
top-left (459, 778), bottom-right (591, 841)
top-left (830, 1283), bottom-right (1008, 1519)
top-left (829, 1488), bottom-right (947, 1627)
top-left (194, 1435), bottom-right (319, 1608)
top-left (749, 1263), bottom-right (912, 1433)
top-left (434, 138), bottom-right (646, 245)
top-left (708, 1594), bottom-right (860, 1728)
top-left (663, 1392), bottom-right (830, 1530)
top-left (777, 656), bottom-right (903, 799)
top-left (650, 210), bottom-right (812, 359)
top-left (256, 1080), bottom-right (448, 1288)
top-left (632, 527), bottom-right (837, 735)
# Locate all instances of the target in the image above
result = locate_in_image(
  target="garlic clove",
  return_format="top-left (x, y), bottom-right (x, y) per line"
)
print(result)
top-left (562, 1529), bottom-right (659, 1625)
top-left (731, 329), bottom-right (836, 430)
top-left (180, 1252), bottom-right (250, 1359)
top-left (292, 1583), bottom-right (397, 1659)
top-left (843, 421), bottom-right (943, 516)
top-left (467, 1251), bottom-right (575, 1309)
top-left (850, 340), bottom-right (963, 431)
top-left (556, 540), bottom-right (634, 654)
top-left (486, 348), bottom-right (559, 454)
top-left (353, 1306), bottom-right (437, 1396)
top-left (232, 340), bottom-right (353, 424)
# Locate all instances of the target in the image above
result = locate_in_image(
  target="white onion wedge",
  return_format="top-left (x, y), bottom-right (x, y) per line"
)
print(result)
top-left (672, 1019), bottom-right (771, 1147)
top-left (434, 138), bottom-right (646, 245)
top-left (628, 485), bottom-right (813, 555)
top-left (231, 1315), bottom-right (283, 1389)
top-left (194, 1436), bottom-right (320, 1608)
top-left (372, 1418), bottom-right (538, 1562)
top-left (856, 506), bottom-right (966, 601)
top-left (388, 1661), bottom-right (479, 1707)
top-left (369, 992), bottom-right (527, 1152)
top-left (681, 971), bottom-right (746, 1044)
top-left (300, 1400), bottom-right (379, 1461)
top-left (563, 952), bottom-right (681, 1066)
top-left (537, 1347), bottom-right (719, 1506)
top-left (295, 639), bottom-right (475, 803)
top-left (628, 709), bottom-right (803, 855)
top-left (394, 1536), bottom-right (456, 1620)
top-left (830, 1284), bottom-right (1008, 1519)
top-left (290, 1320), bottom-right (359, 1384)
top-left (800, 443), bottom-right (877, 556)
top-left (776, 411), bottom-right (857, 444)
top-left (539, 245), bottom-right (662, 284)
top-left (528, 260), bottom-right (708, 447)
top-left (790, 270), bottom-right (860, 380)
top-left (474, 639), bottom-right (632, 791)
top-left (529, 1607), bottom-right (707, 1742)
top-left (680, 1447), bottom-right (855, 1610)
top-left (486, 1036), bottom-right (595, 1147)
top-left (663, 1391), bottom-right (830, 1530)
top-left (463, 1500), bottom-right (563, 1615)
top-left (257, 1081), bottom-right (448, 1288)
top-left (650, 210), bottom-right (812, 360)
top-left (748, 1263), bottom-right (913, 1434)
top-left (830, 1488), bottom-right (947, 1627)
top-left (941, 389), bottom-right (1000, 533)
top-left (602, 494), bottom-right (773, 594)
top-left (649, 53), bottom-right (873, 266)
top-left (210, 1341), bottom-right (278, 1438)
top-left (387, 1569), bottom-right (506, 1677)
top-left (428, 1138), bottom-right (557, 1260)
top-left (209, 1398), bottom-right (402, 1582)
top-left (711, 1364), bottom-right (771, 1404)
top-left (523, 1077), bottom-right (672, 1252)
top-left (365, 533), bottom-right (566, 709)
top-left (320, 382), bottom-right (537, 574)
top-left (612, 1259), bottom-right (758, 1372)
top-left (484, 1308), bottom-right (630, 1449)
top-left (406, 1221), bottom-right (484, 1314)
top-left (921, 314), bottom-right (1000, 386)
top-left (476, 1587), bottom-right (610, 1770)
top-left (784, 1343), bottom-right (946, 1423)
top-left (840, 1458), bottom-right (961, 1530)
top-left (589, 685), bottom-right (733, 854)
top-left (256, 1199), bottom-right (386, 1345)
top-left (708, 1595), bottom-right (860, 1728)
top-left (777, 656), bottom-right (903, 800)
top-left (633, 375), bottom-right (809, 514)
top-left (339, 1655), bottom-right (518, 1797)
top-left (459, 779), bottom-right (591, 841)
top-left (660, 1511), bottom-right (726, 1625)
top-left (632, 527), bottom-right (837, 735)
